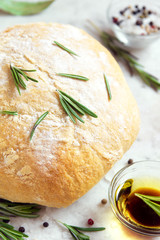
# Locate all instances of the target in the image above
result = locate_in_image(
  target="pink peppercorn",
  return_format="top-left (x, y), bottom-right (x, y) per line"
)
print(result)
top-left (88, 218), bottom-right (94, 225)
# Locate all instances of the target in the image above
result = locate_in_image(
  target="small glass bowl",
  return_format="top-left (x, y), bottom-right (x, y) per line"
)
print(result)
top-left (107, 0), bottom-right (160, 49)
top-left (108, 160), bottom-right (160, 236)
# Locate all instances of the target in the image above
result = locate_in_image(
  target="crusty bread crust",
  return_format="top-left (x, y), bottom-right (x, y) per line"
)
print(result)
top-left (0, 23), bottom-right (140, 207)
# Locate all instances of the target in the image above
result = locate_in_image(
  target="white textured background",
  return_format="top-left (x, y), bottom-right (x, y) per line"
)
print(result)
top-left (0, 0), bottom-right (160, 239)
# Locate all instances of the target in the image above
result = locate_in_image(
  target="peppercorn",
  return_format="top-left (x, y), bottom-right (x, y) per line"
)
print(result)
top-left (101, 199), bottom-right (107, 204)
top-left (43, 222), bottom-right (49, 227)
top-left (2, 219), bottom-right (10, 223)
top-left (132, 11), bottom-right (137, 15)
top-left (142, 6), bottom-right (146, 10)
top-left (149, 21), bottom-right (154, 26)
top-left (19, 227), bottom-right (25, 233)
top-left (128, 159), bottom-right (133, 164)
top-left (135, 20), bottom-right (143, 26)
top-left (120, 10), bottom-right (124, 15)
top-left (148, 10), bottom-right (152, 15)
top-left (87, 218), bottom-right (94, 225)
top-left (112, 17), bottom-right (118, 23)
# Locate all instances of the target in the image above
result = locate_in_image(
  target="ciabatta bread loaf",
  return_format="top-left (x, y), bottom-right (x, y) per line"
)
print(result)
top-left (0, 23), bottom-right (140, 207)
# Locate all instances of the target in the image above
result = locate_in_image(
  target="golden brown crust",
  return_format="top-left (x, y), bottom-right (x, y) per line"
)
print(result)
top-left (0, 23), bottom-right (140, 207)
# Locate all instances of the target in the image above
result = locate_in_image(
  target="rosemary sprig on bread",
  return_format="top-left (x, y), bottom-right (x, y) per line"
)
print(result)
top-left (53, 41), bottom-right (78, 56)
top-left (0, 111), bottom-right (18, 115)
top-left (57, 89), bottom-right (97, 123)
top-left (30, 111), bottom-right (49, 140)
top-left (104, 74), bottom-right (112, 100)
top-left (56, 73), bottom-right (89, 81)
top-left (10, 64), bottom-right (38, 95)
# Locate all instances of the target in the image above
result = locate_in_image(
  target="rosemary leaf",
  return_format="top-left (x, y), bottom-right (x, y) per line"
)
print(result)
top-left (104, 74), bottom-right (112, 100)
top-left (0, 111), bottom-right (18, 116)
top-left (59, 90), bottom-right (98, 118)
top-left (71, 226), bottom-right (106, 232)
top-left (27, 76), bottom-right (39, 83)
top-left (69, 229), bottom-right (78, 240)
top-left (30, 111), bottom-right (49, 141)
top-left (54, 41), bottom-right (78, 56)
top-left (57, 73), bottom-right (89, 81)
top-left (135, 193), bottom-right (160, 202)
top-left (135, 193), bottom-right (160, 217)
top-left (20, 69), bottom-right (36, 72)
top-left (89, 21), bottom-right (160, 91)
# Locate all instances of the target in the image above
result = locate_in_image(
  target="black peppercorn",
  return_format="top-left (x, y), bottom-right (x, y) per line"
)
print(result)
top-left (128, 159), bottom-right (133, 164)
top-left (19, 227), bottom-right (25, 233)
top-left (120, 10), bottom-right (124, 15)
top-left (149, 21), bottom-right (154, 26)
top-left (43, 222), bottom-right (49, 227)
top-left (3, 219), bottom-right (10, 223)
top-left (135, 20), bottom-right (143, 26)
top-left (148, 10), bottom-right (152, 15)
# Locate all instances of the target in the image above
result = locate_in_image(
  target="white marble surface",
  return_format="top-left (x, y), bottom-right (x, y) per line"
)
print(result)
top-left (0, 0), bottom-right (160, 239)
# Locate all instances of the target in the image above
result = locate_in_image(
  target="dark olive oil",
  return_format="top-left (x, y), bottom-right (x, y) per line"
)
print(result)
top-left (116, 179), bottom-right (160, 228)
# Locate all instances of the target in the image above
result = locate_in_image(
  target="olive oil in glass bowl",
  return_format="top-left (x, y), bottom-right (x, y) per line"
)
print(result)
top-left (108, 161), bottom-right (160, 236)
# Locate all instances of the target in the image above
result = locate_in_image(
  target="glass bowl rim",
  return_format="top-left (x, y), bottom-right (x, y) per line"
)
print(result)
top-left (108, 160), bottom-right (160, 236)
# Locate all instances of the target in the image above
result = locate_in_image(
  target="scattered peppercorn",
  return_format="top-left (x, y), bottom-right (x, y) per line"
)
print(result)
top-left (87, 218), bottom-right (94, 225)
top-left (2, 219), bottom-right (10, 223)
top-left (136, 19), bottom-right (143, 26)
top-left (112, 17), bottom-right (118, 23)
top-left (19, 227), bottom-right (25, 233)
top-left (43, 222), bottom-right (49, 227)
top-left (142, 6), bottom-right (146, 10)
top-left (149, 21), bottom-right (154, 26)
top-left (101, 198), bottom-right (107, 204)
top-left (120, 10), bottom-right (124, 16)
top-left (148, 10), bottom-right (152, 15)
top-left (128, 159), bottom-right (133, 164)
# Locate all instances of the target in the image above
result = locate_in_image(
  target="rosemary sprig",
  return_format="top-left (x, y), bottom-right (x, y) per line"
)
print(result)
top-left (135, 193), bottom-right (160, 217)
top-left (53, 41), bottom-right (78, 56)
top-left (57, 89), bottom-right (97, 123)
top-left (89, 21), bottom-right (160, 91)
top-left (0, 111), bottom-right (18, 116)
top-left (57, 73), bottom-right (89, 81)
top-left (104, 74), bottom-right (112, 100)
top-left (58, 221), bottom-right (105, 240)
top-left (30, 111), bottom-right (49, 140)
top-left (0, 199), bottom-right (40, 218)
top-left (0, 221), bottom-right (28, 240)
top-left (10, 64), bottom-right (38, 95)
